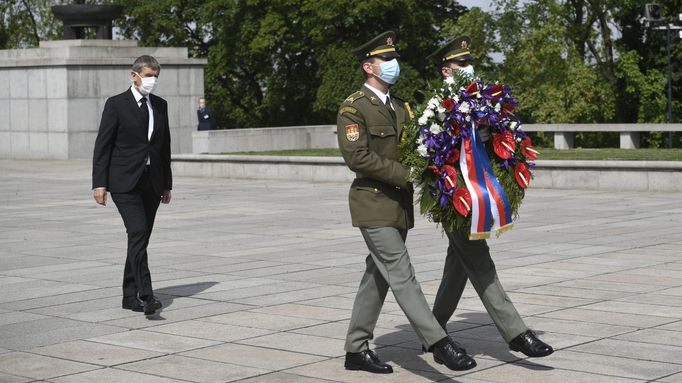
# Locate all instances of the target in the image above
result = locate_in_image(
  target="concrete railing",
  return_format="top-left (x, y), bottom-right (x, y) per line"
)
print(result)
top-left (171, 154), bottom-right (682, 192)
top-left (522, 124), bottom-right (682, 149)
top-left (192, 125), bottom-right (338, 154)
top-left (193, 124), bottom-right (682, 154)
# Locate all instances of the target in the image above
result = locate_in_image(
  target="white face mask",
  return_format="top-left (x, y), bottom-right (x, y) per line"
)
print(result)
top-left (133, 72), bottom-right (158, 95)
top-left (458, 65), bottom-right (475, 77)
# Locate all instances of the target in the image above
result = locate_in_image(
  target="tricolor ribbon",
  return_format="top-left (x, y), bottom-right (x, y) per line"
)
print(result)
top-left (459, 123), bottom-right (513, 240)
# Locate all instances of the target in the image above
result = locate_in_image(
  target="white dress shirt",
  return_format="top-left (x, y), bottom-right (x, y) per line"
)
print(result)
top-left (364, 82), bottom-right (394, 110)
top-left (130, 86), bottom-right (154, 164)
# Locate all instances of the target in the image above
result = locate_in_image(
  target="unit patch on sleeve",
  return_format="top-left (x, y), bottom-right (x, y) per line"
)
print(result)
top-left (345, 124), bottom-right (360, 142)
top-left (339, 106), bottom-right (357, 116)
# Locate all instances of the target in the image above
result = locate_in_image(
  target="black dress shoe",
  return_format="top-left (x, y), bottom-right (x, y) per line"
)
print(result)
top-left (344, 350), bottom-right (393, 374)
top-left (142, 297), bottom-right (163, 316)
top-left (509, 330), bottom-right (554, 357)
top-left (121, 297), bottom-right (144, 312)
top-left (432, 337), bottom-right (477, 371)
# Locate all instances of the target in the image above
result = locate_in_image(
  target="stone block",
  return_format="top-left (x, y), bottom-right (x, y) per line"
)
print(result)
top-left (27, 68), bottom-right (47, 98)
top-left (0, 100), bottom-right (9, 131)
top-left (67, 68), bottom-right (100, 98)
top-left (10, 132), bottom-right (28, 158)
top-left (0, 71), bottom-right (9, 98)
top-left (0, 132), bottom-right (10, 158)
top-left (648, 171), bottom-right (682, 192)
top-left (28, 99), bottom-right (48, 132)
top-left (67, 132), bottom-right (97, 159)
top-left (0, 352), bottom-right (97, 380)
top-left (9, 69), bottom-right (27, 98)
top-left (46, 68), bottom-right (68, 99)
top-left (67, 98), bottom-right (99, 133)
top-left (28, 133), bottom-right (49, 159)
top-left (48, 132), bottom-right (69, 159)
top-left (599, 170), bottom-right (648, 192)
top-left (158, 67), bottom-right (179, 96)
top-left (554, 131), bottom-right (574, 149)
top-left (551, 169), bottom-right (599, 189)
top-left (619, 131), bottom-right (640, 149)
top-left (9, 99), bottom-right (29, 132)
top-left (88, 330), bottom-right (220, 354)
top-left (119, 355), bottom-right (268, 383)
top-left (47, 99), bottom-right (68, 132)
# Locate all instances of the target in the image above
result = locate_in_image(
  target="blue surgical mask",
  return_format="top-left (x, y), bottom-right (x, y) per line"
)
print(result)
top-left (372, 59), bottom-right (401, 85)
top-left (458, 65), bottom-right (475, 77)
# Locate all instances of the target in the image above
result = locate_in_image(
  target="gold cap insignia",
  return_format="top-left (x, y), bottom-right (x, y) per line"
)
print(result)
top-left (386, 37), bottom-right (394, 46)
top-left (461, 40), bottom-right (468, 49)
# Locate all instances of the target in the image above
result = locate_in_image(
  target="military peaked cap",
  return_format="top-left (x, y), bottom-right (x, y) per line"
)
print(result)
top-left (427, 35), bottom-right (475, 66)
top-left (352, 31), bottom-right (400, 61)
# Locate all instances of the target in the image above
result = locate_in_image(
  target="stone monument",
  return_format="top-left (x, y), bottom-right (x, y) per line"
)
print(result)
top-left (0, 2), bottom-right (207, 159)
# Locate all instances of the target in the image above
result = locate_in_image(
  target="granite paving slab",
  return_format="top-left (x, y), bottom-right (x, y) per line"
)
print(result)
top-left (2, 160), bottom-right (682, 383)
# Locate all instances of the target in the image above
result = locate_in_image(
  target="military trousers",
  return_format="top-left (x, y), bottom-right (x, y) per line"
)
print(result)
top-left (345, 227), bottom-right (447, 352)
top-left (432, 230), bottom-right (527, 343)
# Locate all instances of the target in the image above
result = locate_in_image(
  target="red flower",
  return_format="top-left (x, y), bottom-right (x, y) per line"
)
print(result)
top-left (441, 165), bottom-right (458, 190)
top-left (445, 147), bottom-right (460, 164)
top-left (453, 187), bottom-right (472, 216)
top-left (449, 120), bottom-right (461, 136)
top-left (515, 163), bottom-right (531, 189)
top-left (427, 165), bottom-right (441, 175)
top-left (485, 84), bottom-right (504, 103)
top-left (493, 131), bottom-right (516, 159)
top-left (520, 137), bottom-right (539, 161)
top-left (501, 103), bottom-right (515, 117)
top-left (441, 98), bottom-right (455, 111)
top-left (465, 81), bottom-right (479, 96)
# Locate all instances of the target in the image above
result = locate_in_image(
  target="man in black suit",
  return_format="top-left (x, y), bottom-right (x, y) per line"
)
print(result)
top-left (196, 97), bottom-right (216, 131)
top-left (92, 55), bottom-right (172, 317)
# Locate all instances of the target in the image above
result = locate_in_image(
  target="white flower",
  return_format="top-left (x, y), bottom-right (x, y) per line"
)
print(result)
top-left (429, 123), bottom-right (443, 134)
top-left (494, 103), bottom-right (501, 112)
top-left (438, 112), bottom-right (446, 120)
top-left (417, 143), bottom-right (429, 157)
top-left (458, 102), bottom-right (470, 114)
top-left (510, 121), bottom-right (518, 130)
top-left (422, 108), bottom-right (435, 119)
top-left (418, 114), bottom-right (429, 125)
top-left (444, 76), bottom-right (455, 85)
top-left (427, 97), bottom-right (440, 109)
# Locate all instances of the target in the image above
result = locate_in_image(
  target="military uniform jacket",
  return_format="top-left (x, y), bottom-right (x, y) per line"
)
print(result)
top-left (337, 85), bottom-right (414, 230)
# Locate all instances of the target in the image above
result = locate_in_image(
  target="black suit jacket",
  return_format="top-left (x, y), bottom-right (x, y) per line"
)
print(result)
top-left (92, 88), bottom-right (172, 196)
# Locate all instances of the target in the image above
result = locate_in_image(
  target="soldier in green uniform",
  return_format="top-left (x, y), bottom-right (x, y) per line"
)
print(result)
top-left (337, 31), bottom-right (477, 374)
top-left (425, 36), bottom-right (554, 358)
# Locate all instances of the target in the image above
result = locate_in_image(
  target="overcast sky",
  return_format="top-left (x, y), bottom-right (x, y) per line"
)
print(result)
top-left (459, 0), bottom-right (496, 11)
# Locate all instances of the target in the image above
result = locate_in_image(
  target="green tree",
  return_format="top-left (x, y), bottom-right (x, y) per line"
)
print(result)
top-left (0, 0), bottom-right (62, 49)
top-left (114, 0), bottom-right (466, 129)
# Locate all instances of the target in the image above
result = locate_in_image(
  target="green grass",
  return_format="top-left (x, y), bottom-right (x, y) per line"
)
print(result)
top-left (230, 147), bottom-right (682, 161)
top-left (537, 148), bottom-right (682, 161)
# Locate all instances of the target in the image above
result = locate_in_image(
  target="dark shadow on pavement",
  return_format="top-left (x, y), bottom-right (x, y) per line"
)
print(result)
top-left (446, 312), bottom-right (555, 371)
top-left (154, 281), bottom-right (219, 309)
top-left (375, 325), bottom-right (466, 383)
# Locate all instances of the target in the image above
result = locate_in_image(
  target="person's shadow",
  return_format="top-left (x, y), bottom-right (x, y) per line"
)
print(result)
top-left (374, 318), bottom-right (553, 380)
top-left (144, 281), bottom-right (219, 320)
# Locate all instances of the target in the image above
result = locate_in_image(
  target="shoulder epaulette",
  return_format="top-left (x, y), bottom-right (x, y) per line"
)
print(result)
top-left (344, 91), bottom-right (366, 104)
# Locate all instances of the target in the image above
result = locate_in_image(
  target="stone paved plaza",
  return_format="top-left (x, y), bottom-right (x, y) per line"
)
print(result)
top-left (1, 160), bottom-right (682, 383)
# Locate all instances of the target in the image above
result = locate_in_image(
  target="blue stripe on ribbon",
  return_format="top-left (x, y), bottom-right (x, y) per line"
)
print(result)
top-left (468, 129), bottom-right (493, 233)
top-left (475, 131), bottom-right (513, 227)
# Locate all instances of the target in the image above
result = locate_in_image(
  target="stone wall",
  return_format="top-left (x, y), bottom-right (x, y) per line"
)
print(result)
top-left (0, 40), bottom-right (207, 159)
top-left (192, 125), bottom-right (338, 154)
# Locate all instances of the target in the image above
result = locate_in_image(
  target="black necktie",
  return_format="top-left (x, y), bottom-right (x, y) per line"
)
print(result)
top-left (140, 97), bottom-right (149, 128)
top-left (385, 96), bottom-right (396, 123)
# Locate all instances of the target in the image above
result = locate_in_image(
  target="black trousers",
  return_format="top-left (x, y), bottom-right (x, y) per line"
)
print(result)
top-left (111, 170), bottom-right (161, 301)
